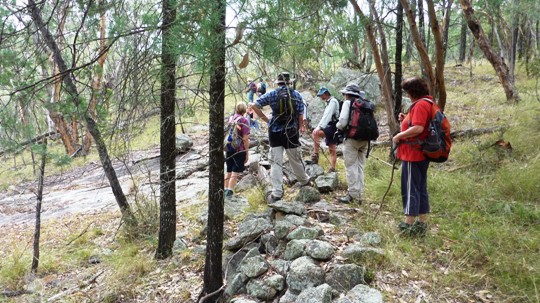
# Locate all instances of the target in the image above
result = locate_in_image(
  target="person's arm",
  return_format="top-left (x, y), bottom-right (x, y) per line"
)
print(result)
top-left (243, 134), bottom-right (250, 163)
top-left (336, 100), bottom-right (351, 130)
top-left (392, 125), bottom-right (424, 143)
top-left (250, 103), bottom-right (268, 123)
top-left (317, 99), bottom-right (336, 130)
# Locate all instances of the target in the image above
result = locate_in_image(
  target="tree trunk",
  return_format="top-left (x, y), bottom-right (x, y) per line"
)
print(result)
top-left (459, 0), bottom-right (519, 102)
top-left (400, 0), bottom-right (436, 95)
top-left (426, 0), bottom-right (447, 110)
top-left (31, 142), bottom-right (47, 274)
top-left (368, 0), bottom-right (395, 110)
top-left (201, 0), bottom-right (226, 301)
top-left (509, 8), bottom-right (519, 83)
top-left (83, 0), bottom-right (108, 155)
top-left (28, 0), bottom-right (135, 220)
top-left (404, 0), bottom-right (416, 64)
top-left (155, 0), bottom-right (178, 260)
top-left (418, 0), bottom-right (426, 46)
top-left (350, 0), bottom-right (399, 134)
top-left (459, 13), bottom-right (468, 63)
top-left (394, 0), bottom-right (404, 119)
top-left (441, 0), bottom-right (453, 62)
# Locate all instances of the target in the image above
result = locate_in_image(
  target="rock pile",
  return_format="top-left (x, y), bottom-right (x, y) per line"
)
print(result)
top-left (222, 196), bottom-right (385, 303)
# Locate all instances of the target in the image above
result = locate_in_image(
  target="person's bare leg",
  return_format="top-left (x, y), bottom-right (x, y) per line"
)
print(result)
top-left (228, 172), bottom-right (240, 191)
top-left (328, 144), bottom-right (337, 169)
top-left (418, 214), bottom-right (427, 223)
top-left (405, 215), bottom-right (415, 225)
top-left (225, 172), bottom-right (232, 189)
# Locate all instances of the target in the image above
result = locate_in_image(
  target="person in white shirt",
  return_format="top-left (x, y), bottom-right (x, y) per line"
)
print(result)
top-left (309, 87), bottom-right (340, 173)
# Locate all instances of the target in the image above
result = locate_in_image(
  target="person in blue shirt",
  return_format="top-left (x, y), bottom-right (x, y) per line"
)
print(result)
top-left (250, 72), bottom-right (311, 203)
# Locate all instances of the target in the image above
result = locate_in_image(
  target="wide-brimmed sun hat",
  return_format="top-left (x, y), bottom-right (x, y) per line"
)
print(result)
top-left (275, 72), bottom-right (295, 84)
top-left (339, 82), bottom-right (361, 97)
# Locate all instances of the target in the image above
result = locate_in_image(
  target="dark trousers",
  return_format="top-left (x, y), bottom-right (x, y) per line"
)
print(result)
top-left (401, 159), bottom-right (430, 216)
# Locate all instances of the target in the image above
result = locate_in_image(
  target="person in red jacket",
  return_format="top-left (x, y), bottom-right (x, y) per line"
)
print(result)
top-left (392, 77), bottom-right (432, 236)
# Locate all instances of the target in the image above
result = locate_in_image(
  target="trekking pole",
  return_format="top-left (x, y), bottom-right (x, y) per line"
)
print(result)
top-left (373, 144), bottom-right (399, 219)
top-left (371, 154), bottom-right (399, 169)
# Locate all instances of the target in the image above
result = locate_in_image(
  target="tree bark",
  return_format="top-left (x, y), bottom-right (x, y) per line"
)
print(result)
top-left (201, 0), bottom-right (226, 301)
top-left (31, 142), bottom-right (47, 273)
top-left (426, 0), bottom-right (447, 110)
top-left (155, 0), bottom-right (177, 260)
top-left (418, 0), bottom-right (426, 47)
top-left (441, 0), bottom-right (453, 62)
top-left (350, 0), bottom-right (399, 134)
top-left (394, 0), bottom-right (404, 119)
top-left (459, 0), bottom-right (519, 102)
top-left (459, 13), bottom-right (468, 63)
top-left (28, 0), bottom-right (134, 220)
top-left (400, 0), bottom-right (436, 95)
top-left (83, 0), bottom-right (108, 155)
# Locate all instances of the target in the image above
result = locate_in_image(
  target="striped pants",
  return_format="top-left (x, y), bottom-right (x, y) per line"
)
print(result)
top-left (401, 159), bottom-right (430, 216)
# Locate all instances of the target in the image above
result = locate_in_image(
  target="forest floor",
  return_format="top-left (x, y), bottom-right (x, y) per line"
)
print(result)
top-left (1, 64), bottom-right (539, 303)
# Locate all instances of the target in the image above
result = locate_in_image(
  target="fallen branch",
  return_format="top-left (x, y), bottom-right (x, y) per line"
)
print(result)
top-left (47, 270), bottom-right (104, 302)
top-left (450, 126), bottom-right (503, 139)
top-left (1, 290), bottom-right (33, 297)
top-left (0, 131), bottom-right (58, 156)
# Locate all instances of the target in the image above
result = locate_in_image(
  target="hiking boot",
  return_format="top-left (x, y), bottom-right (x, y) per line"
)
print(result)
top-left (305, 153), bottom-right (319, 165)
top-left (265, 192), bottom-right (282, 204)
top-left (412, 221), bottom-right (427, 237)
top-left (337, 194), bottom-right (361, 205)
top-left (398, 222), bottom-right (414, 236)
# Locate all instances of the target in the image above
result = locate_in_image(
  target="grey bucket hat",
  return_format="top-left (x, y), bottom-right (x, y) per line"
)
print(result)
top-left (340, 82), bottom-right (361, 97)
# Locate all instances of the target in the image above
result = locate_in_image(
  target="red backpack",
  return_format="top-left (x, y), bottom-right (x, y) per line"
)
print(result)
top-left (413, 98), bottom-right (452, 162)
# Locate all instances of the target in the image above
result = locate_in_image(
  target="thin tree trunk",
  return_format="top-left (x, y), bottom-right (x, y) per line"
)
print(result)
top-left (426, 0), bottom-right (447, 110)
top-left (83, 0), bottom-right (108, 155)
top-left (469, 32), bottom-right (474, 79)
top-left (202, 0), bottom-right (226, 301)
top-left (394, 0), bottom-right (404, 119)
top-left (350, 0), bottom-right (399, 134)
top-left (400, 0), bottom-right (436, 95)
top-left (404, 0), bottom-right (416, 64)
top-left (441, 0), bottom-right (453, 62)
top-left (28, 0), bottom-right (135, 220)
top-left (418, 0), bottom-right (426, 46)
top-left (459, 0), bottom-right (519, 102)
top-left (155, 0), bottom-right (177, 260)
top-left (459, 13), bottom-right (468, 63)
top-left (31, 141), bottom-right (47, 273)
top-left (509, 8), bottom-right (519, 83)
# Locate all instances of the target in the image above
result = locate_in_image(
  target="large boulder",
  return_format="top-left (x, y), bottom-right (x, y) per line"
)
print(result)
top-left (224, 217), bottom-right (272, 250)
top-left (295, 284), bottom-right (333, 303)
top-left (175, 134), bottom-right (193, 153)
top-left (325, 264), bottom-right (366, 293)
top-left (334, 284), bottom-right (384, 303)
top-left (287, 256), bottom-right (326, 292)
top-left (314, 172), bottom-right (338, 193)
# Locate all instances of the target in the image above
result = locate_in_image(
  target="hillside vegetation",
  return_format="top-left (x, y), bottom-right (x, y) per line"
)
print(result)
top-left (0, 63), bottom-right (539, 302)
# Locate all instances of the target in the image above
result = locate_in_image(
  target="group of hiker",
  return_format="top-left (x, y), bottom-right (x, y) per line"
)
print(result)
top-left (224, 72), bottom-right (436, 237)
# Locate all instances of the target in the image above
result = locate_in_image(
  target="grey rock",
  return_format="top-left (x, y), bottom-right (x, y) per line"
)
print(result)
top-left (305, 164), bottom-right (325, 179)
top-left (224, 273), bottom-right (248, 296)
top-left (280, 289), bottom-right (299, 303)
top-left (268, 200), bottom-right (306, 216)
top-left (287, 226), bottom-right (323, 241)
top-left (269, 259), bottom-right (290, 275)
top-left (239, 255), bottom-right (269, 278)
top-left (265, 274), bottom-right (285, 292)
top-left (341, 244), bottom-right (386, 264)
top-left (230, 297), bottom-right (259, 303)
top-left (305, 240), bottom-right (334, 261)
top-left (359, 232), bottom-right (382, 246)
top-left (224, 196), bottom-right (250, 220)
top-left (275, 220), bottom-right (294, 239)
top-left (329, 68), bottom-right (381, 104)
top-left (329, 213), bottom-right (347, 225)
top-left (287, 256), bottom-right (325, 292)
top-left (175, 134), bottom-right (193, 153)
top-left (173, 236), bottom-right (188, 252)
top-left (325, 264), bottom-right (366, 293)
top-left (246, 279), bottom-right (277, 301)
top-left (334, 284), bottom-right (383, 303)
top-left (225, 217), bottom-right (272, 250)
top-left (235, 174), bottom-right (258, 192)
top-left (260, 232), bottom-right (279, 256)
top-left (295, 284), bottom-right (333, 303)
top-left (295, 186), bottom-right (321, 203)
top-left (280, 214), bottom-right (308, 225)
top-left (315, 172), bottom-right (338, 193)
top-left (284, 239), bottom-right (310, 260)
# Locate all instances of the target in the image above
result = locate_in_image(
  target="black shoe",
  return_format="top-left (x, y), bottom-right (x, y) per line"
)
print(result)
top-left (412, 221), bottom-right (427, 237)
top-left (398, 222), bottom-right (414, 236)
top-left (266, 193), bottom-right (282, 204)
top-left (337, 194), bottom-right (355, 204)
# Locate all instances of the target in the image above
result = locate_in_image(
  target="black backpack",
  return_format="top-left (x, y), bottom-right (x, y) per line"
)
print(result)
top-left (275, 87), bottom-right (296, 125)
top-left (258, 82), bottom-right (267, 94)
top-left (346, 97), bottom-right (379, 141)
top-left (332, 98), bottom-right (344, 122)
